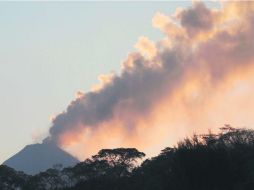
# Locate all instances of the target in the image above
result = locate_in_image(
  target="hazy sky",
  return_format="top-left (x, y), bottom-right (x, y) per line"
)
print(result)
top-left (0, 1), bottom-right (220, 163)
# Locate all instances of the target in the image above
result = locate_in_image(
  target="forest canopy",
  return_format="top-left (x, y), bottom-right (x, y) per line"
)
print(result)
top-left (1, 126), bottom-right (254, 190)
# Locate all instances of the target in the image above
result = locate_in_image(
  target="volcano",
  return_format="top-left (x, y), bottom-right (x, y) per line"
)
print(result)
top-left (3, 142), bottom-right (79, 175)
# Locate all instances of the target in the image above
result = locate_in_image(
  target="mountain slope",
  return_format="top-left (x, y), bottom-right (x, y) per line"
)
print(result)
top-left (3, 142), bottom-right (79, 175)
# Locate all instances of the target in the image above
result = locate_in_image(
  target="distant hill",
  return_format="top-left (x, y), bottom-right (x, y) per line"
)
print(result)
top-left (3, 142), bottom-right (79, 175)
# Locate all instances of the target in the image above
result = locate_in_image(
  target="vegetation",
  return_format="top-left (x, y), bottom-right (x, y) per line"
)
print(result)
top-left (0, 165), bottom-right (29, 190)
top-left (1, 126), bottom-right (254, 190)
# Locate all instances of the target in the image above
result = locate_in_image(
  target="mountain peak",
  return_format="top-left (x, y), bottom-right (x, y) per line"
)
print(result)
top-left (3, 142), bottom-right (79, 175)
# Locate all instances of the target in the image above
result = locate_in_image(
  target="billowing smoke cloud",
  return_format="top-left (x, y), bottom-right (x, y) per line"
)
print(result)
top-left (46, 1), bottom-right (254, 160)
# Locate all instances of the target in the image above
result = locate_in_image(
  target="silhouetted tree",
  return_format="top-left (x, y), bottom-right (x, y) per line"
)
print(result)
top-left (92, 148), bottom-right (145, 177)
top-left (0, 165), bottom-right (29, 190)
top-left (3, 126), bottom-right (254, 190)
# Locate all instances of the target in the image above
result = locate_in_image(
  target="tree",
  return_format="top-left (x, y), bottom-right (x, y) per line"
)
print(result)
top-left (0, 165), bottom-right (29, 190)
top-left (92, 148), bottom-right (145, 177)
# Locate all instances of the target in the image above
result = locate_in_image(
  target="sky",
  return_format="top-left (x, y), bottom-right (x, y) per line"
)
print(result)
top-left (0, 1), bottom-right (232, 164)
top-left (5, 1), bottom-right (254, 163)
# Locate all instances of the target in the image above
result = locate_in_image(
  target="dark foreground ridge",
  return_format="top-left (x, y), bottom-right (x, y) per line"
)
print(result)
top-left (3, 142), bottom-right (78, 175)
top-left (1, 126), bottom-right (254, 190)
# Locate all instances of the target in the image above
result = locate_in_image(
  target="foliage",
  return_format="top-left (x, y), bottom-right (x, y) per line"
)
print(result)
top-left (2, 126), bottom-right (254, 190)
top-left (0, 165), bottom-right (29, 190)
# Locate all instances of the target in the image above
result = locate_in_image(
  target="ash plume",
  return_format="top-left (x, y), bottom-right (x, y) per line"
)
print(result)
top-left (45, 1), bottom-right (254, 159)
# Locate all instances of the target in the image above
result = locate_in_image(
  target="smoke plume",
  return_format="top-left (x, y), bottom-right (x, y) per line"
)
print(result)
top-left (46, 1), bottom-right (254, 160)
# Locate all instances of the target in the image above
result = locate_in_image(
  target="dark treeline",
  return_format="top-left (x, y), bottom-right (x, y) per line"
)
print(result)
top-left (1, 126), bottom-right (254, 190)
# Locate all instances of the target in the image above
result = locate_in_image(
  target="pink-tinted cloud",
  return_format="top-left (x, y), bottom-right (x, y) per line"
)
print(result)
top-left (45, 1), bottom-right (254, 160)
